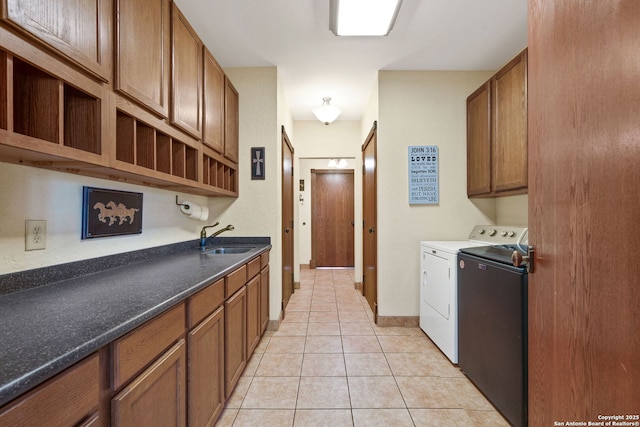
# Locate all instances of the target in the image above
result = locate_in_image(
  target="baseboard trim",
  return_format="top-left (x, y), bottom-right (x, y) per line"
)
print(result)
top-left (266, 311), bottom-right (283, 331)
top-left (354, 282), bottom-right (363, 292)
top-left (376, 316), bottom-right (420, 328)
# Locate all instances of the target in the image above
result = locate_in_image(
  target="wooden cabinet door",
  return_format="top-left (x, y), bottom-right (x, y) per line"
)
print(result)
top-left (115, 0), bottom-right (170, 118)
top-left (203, 49), bottom-right (225, 154)
top-left (466, 81), bottom-right (491, 196)
top-left (188, 306), bottom-right (224, 427)
top-left (112, 340), bottom-right (187, 427)
top-left (246, 274), bottom-right (261, 355)
top-left (112, 303), bottom-right (185, 390)
top-left (1, 0), bottom-right (112, 80)
top-left (0, 353), bottom-right (100, 426)
top-left (491, 50), bottom-right (527, 193)
top-left (224, 77), bottom-right (239, 162)
top-left (224, 286), bottom-right (246, 398)
top-left (260, 265), bottom-right (270, 334)
top-left (171, 3), bottom-right (202, 139)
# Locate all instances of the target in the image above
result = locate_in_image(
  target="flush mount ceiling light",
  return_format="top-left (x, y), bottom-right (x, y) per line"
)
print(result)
top-left (328, 158), bottom-right (349, 168)
top-left (313, 97), bottom-right (341, 125)
top-left (330, 0), bottom-right (403, 36)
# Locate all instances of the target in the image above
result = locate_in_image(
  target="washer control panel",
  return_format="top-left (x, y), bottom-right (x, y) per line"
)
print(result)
top-left (467, 225), bottom-right (528, 245)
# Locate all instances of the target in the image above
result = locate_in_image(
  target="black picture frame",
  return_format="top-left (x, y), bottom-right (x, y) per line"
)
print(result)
top-left (82, 187), bottom-right (143, 239)
top-left (251, 147), bottom-right (265, 180)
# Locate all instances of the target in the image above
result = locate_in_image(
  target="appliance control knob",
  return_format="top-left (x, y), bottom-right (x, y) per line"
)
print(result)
top-left (508, 231), bottom-right (515, 237)
top-left (501, 231), bottom-right (508, 237)
top-left (488, 229), bottom-right (497, 236)
top-left (478, 229), bottom-right (485, 234)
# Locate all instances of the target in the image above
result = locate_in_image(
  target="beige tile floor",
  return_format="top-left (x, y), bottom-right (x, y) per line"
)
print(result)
top-left (215, 268), bottom-right (510, 427)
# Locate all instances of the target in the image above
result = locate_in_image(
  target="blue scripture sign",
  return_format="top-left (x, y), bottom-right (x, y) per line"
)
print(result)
top-left (408, 145), bottom-right (439, 204)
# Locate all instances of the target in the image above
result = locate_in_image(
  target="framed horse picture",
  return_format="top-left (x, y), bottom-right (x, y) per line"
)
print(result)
top-left (82, 187), bottom-right (143, 239)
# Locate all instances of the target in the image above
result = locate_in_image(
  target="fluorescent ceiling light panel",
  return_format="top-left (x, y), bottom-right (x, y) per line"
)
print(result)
top-left (330, 0), bottom-right (402, 36)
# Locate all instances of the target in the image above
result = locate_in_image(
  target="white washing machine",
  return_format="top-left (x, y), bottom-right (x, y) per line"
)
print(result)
top-left (420, 225), bottom-right (528, 364)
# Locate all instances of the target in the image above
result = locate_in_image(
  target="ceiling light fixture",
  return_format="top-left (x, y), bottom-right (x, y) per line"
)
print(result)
top-left (313, 97), bottom-right (341, 125)
top-left (328, 158), bottom-right (349, 168)
top-left (330, 0), bottom-right (403, 36)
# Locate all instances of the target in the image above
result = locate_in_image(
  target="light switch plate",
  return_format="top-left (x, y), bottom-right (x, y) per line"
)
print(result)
top-left (25, 220), bottom-right (46, 251)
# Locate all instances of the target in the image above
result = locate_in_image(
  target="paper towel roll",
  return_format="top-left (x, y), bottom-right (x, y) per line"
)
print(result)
top-left (199, 206), bottom-right (209, 221)
top-left (180, 201), bottom-right (202, 219)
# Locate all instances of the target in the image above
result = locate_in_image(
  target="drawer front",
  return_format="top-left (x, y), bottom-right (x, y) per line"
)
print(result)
top-left (260, 251), bottom-right (270, 269)
top-left (247, 256), bottom-right (261, 280)
top-left (0, 353), bottom-right (99, 426)
top-left (113, 303), bottom-right (185, 389)
top-left (188, 278), bottom-right (224, 328)
top-left (225, 265), bottom-right (246, 297)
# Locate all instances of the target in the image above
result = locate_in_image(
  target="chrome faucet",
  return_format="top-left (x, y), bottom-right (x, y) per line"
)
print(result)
top-left (199, 222), bottom-right (234, 251)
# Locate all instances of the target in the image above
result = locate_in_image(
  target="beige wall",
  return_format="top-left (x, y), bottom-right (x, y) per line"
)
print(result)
top-left (219, 67), bottom-right (288, 321)
top-left (376, 70), bottom-right (499, 317)
top-left (0, 163), bottom-right (212, 274)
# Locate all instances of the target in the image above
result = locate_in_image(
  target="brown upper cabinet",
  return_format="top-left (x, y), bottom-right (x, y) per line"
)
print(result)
top-left (467, 81), bottom-right (491, 196)
top-left (224, 76), bottom-right (239, 163)
top-left (0, 0), bottom-right (239, 197)
top-left (1, 0), bottom-right (112, 81)
top-left (203, 48), bottom-right (225, 154)
top-left (171, 3), bottom-right (203, 139)
top-left (467, 49), bottom-right (528, 197)
top-left (115, 0), bottom-right (171, 118)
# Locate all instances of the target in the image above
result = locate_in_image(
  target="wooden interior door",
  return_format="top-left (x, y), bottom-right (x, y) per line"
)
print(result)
top-left (311, 169), bottom-right (354, 267)
top-left (281, 127), bottom-right (294, 312)
top-left (528, 1), bottom-right (640, 424)
top-left (362, 123), bottom-right (378, 318)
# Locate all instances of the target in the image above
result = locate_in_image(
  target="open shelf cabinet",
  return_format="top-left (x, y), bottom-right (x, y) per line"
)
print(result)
top-left (203, 151), bottom-right (237, 194)
top-left (115, 110), bottom-right (198, 182)
top-left (8, 55), bottom-right (102, 156)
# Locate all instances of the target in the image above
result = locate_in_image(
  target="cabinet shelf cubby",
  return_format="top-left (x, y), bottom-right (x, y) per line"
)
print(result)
top-left (10, 56), bottom-right (101, 155)
top-left (116, 110), bottom-right (199, 183)
top-left (202, 153), bottom-right (237, 194)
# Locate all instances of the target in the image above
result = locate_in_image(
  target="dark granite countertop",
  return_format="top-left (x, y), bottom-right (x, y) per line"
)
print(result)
top-left (0, 237), bottom-right (271, 407)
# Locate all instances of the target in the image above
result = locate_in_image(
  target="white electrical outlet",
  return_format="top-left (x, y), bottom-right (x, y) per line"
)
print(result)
top-left (25, 220), bottom-right (46, 251)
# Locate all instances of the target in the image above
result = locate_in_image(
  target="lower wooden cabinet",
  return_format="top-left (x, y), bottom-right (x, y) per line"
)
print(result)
top-left (260, 265), bottom-right (270, 334)
top-left (0, 353), bottom-right (100, 426)
top-left (224, 286), bottom-right (247, 398)
top-left (188, 305), bottom-right (225, 427)
top-left (0, 250), bottom-right (270, 427)
top-left (112, 339), bottom-right (187, 427)
top-left (246, 274), bottom-right (261, 355)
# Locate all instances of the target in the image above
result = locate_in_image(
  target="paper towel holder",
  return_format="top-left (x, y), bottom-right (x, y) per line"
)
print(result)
top-left (175, 195), bottom-right (190, 211)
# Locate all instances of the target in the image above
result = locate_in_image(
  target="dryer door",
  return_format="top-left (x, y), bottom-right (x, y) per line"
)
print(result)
top-left (422, 250), bottom-right (451, 319)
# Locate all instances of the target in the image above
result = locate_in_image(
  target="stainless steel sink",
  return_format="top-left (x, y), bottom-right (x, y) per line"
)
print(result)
top-left (203, 246), bottom-right (254, 255)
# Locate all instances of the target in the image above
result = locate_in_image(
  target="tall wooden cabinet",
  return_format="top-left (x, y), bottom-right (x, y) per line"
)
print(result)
top-left (203, 49), bottom-right (225, 154)
top-left (171, 3), bottom-right (202, 139)
top-left (467, 49), bottom-right (528, 197)
top-left (466, 82), bottom-right (491, 196)
top-left (115, 0), bottom-right (170, 117)
top-left (224, 77), bottom-right (239, 163)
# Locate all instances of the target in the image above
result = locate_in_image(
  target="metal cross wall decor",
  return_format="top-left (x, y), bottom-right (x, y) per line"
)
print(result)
top-left (251, 147), bottom-right (265, 180)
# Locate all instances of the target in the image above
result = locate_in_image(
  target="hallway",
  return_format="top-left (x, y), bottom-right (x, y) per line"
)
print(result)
top-left (215, 268), bottom-right (509, 426)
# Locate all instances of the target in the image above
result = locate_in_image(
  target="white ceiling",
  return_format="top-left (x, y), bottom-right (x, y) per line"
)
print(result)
top-left (173, 0), bottom-right (528, 121)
